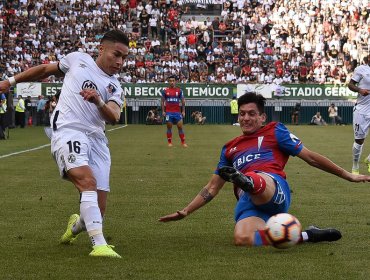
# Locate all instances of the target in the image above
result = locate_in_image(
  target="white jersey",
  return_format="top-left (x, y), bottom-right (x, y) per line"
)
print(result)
top-left (51, 52), bottom-right (124, 137)
top-left (351, 64), bottom-right (370, 114)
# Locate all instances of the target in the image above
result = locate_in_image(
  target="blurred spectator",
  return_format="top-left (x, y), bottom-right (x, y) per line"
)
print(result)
top-left (0, 93), bottom-right (7, 139)
top-left (328, 103), bottom-right (344, 125)
top-left (15, 95), bottom-right (25, 128)
top-left (2, 0), bottom-right (369, 85)
top-left (310, 112), bottom-right (327, 126)
top-left (146, 107), bottom-right (162, 125)
top-left (191, 111), bottom-right (206, 125)
top-left (291, 102), bottom-right (301, 125)
top-left (36, 95), bottom-right (46, 126)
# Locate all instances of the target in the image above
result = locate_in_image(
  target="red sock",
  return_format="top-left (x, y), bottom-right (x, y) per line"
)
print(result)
top-left (166, 131), bottom-right (172, 144)
top-left (179, 131), bottom-right (185, 144)
top-left (245, 172), bottom-right (266, 195)
top-left (254, 229), bottom-right (270, 246)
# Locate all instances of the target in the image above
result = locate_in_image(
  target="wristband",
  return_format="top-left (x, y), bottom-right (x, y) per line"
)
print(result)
top-left (97, 98), bottom-right (105, 108)
top-left (8, 76), bottom-right (16, 86)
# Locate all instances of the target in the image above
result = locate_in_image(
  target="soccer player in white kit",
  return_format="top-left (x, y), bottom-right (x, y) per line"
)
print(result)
top-left (0, 30), bottom-right (129, 258)
top-left (348, 55), bottom-right (370, 175)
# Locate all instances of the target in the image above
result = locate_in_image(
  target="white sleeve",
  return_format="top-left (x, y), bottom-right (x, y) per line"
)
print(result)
top-left (107, 80), bottom-right (124, 107)
top-left (351, 66), bottom-right (363, 83)
top-left (58, 52), bottom-right (86, 74)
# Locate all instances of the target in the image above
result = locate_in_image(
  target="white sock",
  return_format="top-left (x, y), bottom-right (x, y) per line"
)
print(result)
top-left (80, 191), bottom-right (107, 246)
top-left (301, 231), bottom-right (309, 241)
top-left (352, 142), bottom-right (363, 169)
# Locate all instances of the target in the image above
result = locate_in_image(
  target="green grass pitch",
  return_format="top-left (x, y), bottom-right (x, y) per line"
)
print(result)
top-left (0, 124), bottom-right (369, 280)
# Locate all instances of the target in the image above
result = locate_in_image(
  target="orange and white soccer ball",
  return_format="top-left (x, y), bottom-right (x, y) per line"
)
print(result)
top-left (265, 213), bottom-right (302, 249)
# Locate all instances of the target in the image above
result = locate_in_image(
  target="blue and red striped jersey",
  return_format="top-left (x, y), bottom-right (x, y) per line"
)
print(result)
top-left (215, 122), bottom-right (303, 179)
top-left (161, 87), bottom-right (184, 113)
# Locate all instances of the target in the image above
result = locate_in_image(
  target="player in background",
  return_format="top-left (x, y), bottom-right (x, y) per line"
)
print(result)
top-left (0, 30), bottom-right (129, 258)
top-left (161, 75), bottom-right (187, 147)
top-left (159, 92), bottom-right (370, 247)
top-left (348, 54), bottom-right (370, 174)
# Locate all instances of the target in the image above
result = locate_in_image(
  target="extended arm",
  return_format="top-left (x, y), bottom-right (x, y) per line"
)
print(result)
top-left (159, 174), bottom-right (226, 222)
top-left (297, 147), bottom-right (370, 182)
top-left (0, 63), bottom-right (63, 93)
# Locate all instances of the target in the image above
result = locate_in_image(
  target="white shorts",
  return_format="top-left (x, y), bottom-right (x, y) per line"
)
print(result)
top-left (51, 128), bottom-right (111, 192)
top-left (353, 110), bottom-right (370, 140)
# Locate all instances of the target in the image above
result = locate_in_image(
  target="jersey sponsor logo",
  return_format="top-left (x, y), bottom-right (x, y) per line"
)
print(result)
top-left (67, 154), bottom-right (76, 163)
top-left (82, 80), bottom-right (98, 90)
top-left (166, 97), bottom-right (179, 102)
top-left (234, 153), bottom-right (262, 167)
top-left (79, 63), bottom-right (87, 68)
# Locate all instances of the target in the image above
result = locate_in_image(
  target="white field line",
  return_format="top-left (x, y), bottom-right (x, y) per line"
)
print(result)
top-left (0, 125), bottom-right (128, 160)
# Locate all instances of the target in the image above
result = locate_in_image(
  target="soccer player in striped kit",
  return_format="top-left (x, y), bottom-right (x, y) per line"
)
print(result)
top-left (160, 92), bottom-right (370, 248)
top-left (161, 75), bottom-right (187, 147)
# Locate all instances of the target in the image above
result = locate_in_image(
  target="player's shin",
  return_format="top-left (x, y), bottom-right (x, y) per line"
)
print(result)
top-left (352, 142), bottom-right (363, 170)
top-left (80, 191), bottom-right (107, 246)
top-left (245, 172), bottom-right (266, 195)
top-left (166, 129), bottom-right (172, 144)
top-left (178, 129), bottom-right (185, 144)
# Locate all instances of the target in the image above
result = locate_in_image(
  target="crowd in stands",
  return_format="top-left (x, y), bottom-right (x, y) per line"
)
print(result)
top-left (1, 0), bottom-right (369, 85)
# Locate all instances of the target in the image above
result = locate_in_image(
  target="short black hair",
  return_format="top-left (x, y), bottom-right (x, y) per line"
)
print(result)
top-left (237, 92), bottom-right (266, 113)
top-left (168, 75), bottom-right (177, 80)
top-left (101, 30), bottom-right (129, 46)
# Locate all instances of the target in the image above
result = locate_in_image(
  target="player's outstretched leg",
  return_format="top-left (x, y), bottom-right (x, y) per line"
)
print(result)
top-left (304, 225), bottom-right (342, 243)
top-left (219, 166), bottom-right (254, 192)
top-left (80, 191), bottom-right (121, 258)
top-left (60, 214), bottom-right (81, 245)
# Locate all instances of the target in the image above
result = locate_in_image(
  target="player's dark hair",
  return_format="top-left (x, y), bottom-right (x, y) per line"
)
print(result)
top-left (101, 30), bottom-right (129, 46)
top-left (238, 92), bottom-right (266, 113)
top-left (168, 75), bottom-right (177, 80)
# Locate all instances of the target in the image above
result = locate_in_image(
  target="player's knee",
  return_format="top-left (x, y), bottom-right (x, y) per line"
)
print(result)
top-left (77, 176), bottom-right (97, 191)
top-left (234, 233), bottom-right (254, 247)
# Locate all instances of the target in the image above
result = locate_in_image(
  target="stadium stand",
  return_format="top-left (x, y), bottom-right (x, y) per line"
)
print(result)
top-left (0, 0), bottom-right (369, 85)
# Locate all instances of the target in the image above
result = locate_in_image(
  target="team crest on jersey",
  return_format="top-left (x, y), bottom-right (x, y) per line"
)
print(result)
top-left (67, 154), bottom-right (76, 163)
top-left (82, 80), bottom-right (98, 90)
top-left (106, 83), bottom-right (117, 95)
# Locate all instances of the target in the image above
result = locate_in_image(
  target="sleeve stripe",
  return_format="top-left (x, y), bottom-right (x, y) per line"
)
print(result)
top-left (57, 63), bottom-right (65, 74)
top-left (108, 100), bottom-right (121, 108)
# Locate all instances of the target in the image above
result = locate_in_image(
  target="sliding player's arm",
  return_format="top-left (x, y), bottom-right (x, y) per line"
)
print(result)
top-left (159, 174), bottom-right (225, 222)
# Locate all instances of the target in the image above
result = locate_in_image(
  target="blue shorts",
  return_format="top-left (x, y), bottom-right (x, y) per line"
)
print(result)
top-left (165, 112), bottom-right (183, 124)
top-left (234, 173), bottom-right (291, 223)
